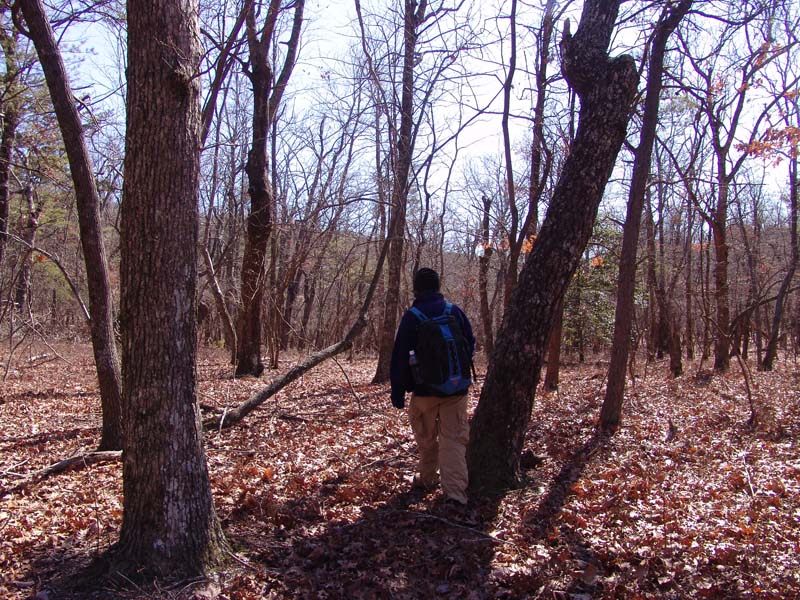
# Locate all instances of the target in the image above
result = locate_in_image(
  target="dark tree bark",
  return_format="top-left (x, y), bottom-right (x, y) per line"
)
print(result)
top-left (115, 0), bottom-right (226, 576)
top-left (466, 0), bottom-right (638, 491)
top-left (499, 0), bottom-right (519, 305)
top-left (17, 0), bottom-right (124, 451)
top-left (684, 183), bottom-right (695, 360)
top-left (527, 0), bottom-right (556, 240)
top-left (710, 178), bottom-right (732, 371)
top-left (700, 225), bottom-right (712, 362)
top-left (501, 0), bottom-right (551, 307)
top-left (372, 0), bottom-right (427, 384)
top-left (645, 207), bottom-right (659, 363)
top-left (600, 0), bottom-right (691, 431)
top-left (235, 0), bottom-right (304, 376)
top-left (543, 295), bottom-right (564, 391)
top-left (13, 182), bottom-right (39, 313)
top-left (0, 16), bottom-right (20, 273)
top-left (478, 194), bottom-right (494, 357)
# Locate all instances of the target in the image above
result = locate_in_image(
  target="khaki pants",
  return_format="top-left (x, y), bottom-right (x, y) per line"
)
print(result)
top-left (408, 393), bottom-right (469, 504)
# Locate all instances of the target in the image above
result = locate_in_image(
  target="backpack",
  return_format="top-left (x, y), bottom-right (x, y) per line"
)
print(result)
top-left (409, 302), bottom-right (472, 396)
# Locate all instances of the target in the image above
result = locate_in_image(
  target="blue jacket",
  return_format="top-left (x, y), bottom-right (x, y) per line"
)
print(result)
top-left (390, 292), bottom-right (475, 408)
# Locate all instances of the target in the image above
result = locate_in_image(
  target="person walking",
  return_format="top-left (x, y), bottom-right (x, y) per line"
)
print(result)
top-left (390, 267), bottom-right (475, 505)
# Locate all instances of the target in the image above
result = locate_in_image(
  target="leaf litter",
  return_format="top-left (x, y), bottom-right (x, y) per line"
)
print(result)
top-left (1, 343), bottom-right (798, 598)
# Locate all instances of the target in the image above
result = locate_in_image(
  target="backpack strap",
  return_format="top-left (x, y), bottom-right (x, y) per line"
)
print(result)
top-left (444, 302), bottom-right (453, 316)
top-left (409, 306), bottom-right (428, 322)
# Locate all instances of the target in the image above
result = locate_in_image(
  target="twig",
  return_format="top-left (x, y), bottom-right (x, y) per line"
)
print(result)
top-left (741, 452), bottom-right (756, 497)
top-left (734, 353), bottom-right (758, 426)
top-left (391, 508), bottom-right (516, 546)
top-left (218, 405), bottom-right (229, 436)
top-left (0, 469), bottom-right (27, 477)
top-left (19, 355), bottom-right (60, 369)
top-left (114, 571), bottom-right (145, 594)
top-left (225, 548), bottom-right (260, 572)
top-left (332, 355), bottom-right (363, 408)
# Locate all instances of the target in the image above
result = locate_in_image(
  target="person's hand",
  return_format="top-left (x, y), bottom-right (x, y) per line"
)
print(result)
top-left (391, 393), bottom-right (405, 409)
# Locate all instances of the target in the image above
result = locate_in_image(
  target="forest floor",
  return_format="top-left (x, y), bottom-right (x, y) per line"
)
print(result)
top-left (0, 342), bottom-right (799, 599)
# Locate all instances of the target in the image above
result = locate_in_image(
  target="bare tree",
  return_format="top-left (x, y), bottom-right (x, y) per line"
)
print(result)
top-left (16, 0), bottom-right (124, 450)
top-left (601, 0), bottom-right (691, 432)
top-left (676, 3), bottom-right (798, 371)
top-left (235, 0), bottom-right (304, 376)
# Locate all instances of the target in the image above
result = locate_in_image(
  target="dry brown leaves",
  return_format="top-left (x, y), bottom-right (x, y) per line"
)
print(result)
top-left (1, 343), bottom-right (798, 599)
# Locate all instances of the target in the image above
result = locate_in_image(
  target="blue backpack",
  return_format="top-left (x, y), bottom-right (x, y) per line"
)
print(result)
top-left (409, 302), bottom-right (472, 396)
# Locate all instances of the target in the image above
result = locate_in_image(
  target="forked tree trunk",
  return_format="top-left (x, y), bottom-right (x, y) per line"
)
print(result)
top-left (18, 0), bottom-right (124, 450)
top-left (116, 0), bottom-right (226, 576)
top-left (235, 0), bottom-right (304, 376)
top-left (467, 0), bottom-right (639, 491)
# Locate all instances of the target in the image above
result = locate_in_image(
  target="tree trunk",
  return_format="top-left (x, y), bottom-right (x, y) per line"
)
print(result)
top-left (644, 188), bottom-right (662, 361)
top-left (500, 0), bottom-right (519, 306)
top-left (203, 248), bottom-right (237, 359)
top-left (684, 186), bottom-right (695, 360)
top-left (544, 295), bottom-right (564, 391)
top-left (235, 0), bottom-right (304, 376)
top-left (763, 152), bottom-right (798, 370)
top-left (299, 273), bottom-right (315, 350)
top-left (116, 0), bottom-right (226, 576)
top-left (0, 19), bottom-right (19, 273)
top-left (18, 0), bottom-right (124, 451)
top-left (699, 225), bottom-right (712, 363)
top-left (601, 0), bottom-right (689, 431)
top-left (235, 3), bottom-right (275, 377)
top-left (527, 0), bottom-right (556, 240)
top-left (13, 184), bottom-right (39, 313)
top-left (467, 0), bottom-right (638, 491)
top-left (372, 0), bottom-right (427, 384)
top-left (478, 194), bottom-right (494, 357)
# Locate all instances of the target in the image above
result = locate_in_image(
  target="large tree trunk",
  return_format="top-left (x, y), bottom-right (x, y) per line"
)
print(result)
top-left (18, 0), bottom-right (124, 451)
top-left (234, 1), bottom-right (276, 377)
top-left (600, 0), bottom-right (690, 431)
top-left (372, 0), bottom-right (427, 384)
top-left (466, 0), bottom-right (638, 491)
top-left (116, 0), bottom-right (226, 576)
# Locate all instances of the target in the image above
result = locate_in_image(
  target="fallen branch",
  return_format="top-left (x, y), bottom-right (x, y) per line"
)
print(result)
top-left (37, 450), bottom-right (122, 478)
top-left (204, 234), bottom-right (390, 431)
top-left (0, 450), bottom-right (121, 499)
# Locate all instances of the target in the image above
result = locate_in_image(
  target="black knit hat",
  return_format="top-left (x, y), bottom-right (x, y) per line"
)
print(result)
top-left (413, 268), bottom-right (440, 295)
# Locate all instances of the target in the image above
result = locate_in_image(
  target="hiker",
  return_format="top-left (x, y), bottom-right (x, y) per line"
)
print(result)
top-left (390, 267), bottom-right (475, 505)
